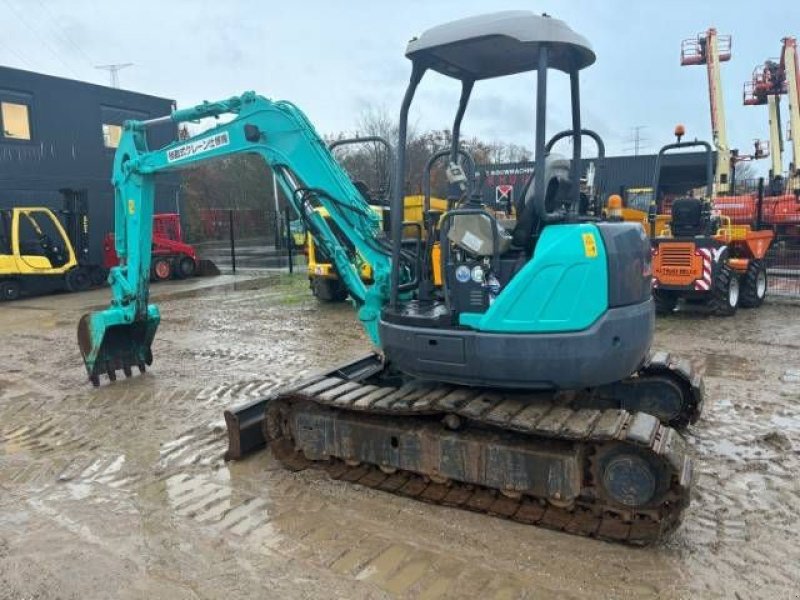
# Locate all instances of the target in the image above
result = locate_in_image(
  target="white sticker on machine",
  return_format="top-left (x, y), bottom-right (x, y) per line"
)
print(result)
top-left (460, 230), bottom-right (483, 253)
top-left (167, 131), bottom-right (230, 163)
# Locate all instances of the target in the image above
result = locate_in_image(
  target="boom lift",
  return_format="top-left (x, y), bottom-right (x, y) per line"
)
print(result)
top-left (681, 29), bottom-right (734, 194)
top-left (78, 12), bottom-right (702, 543)
top-left (744, 59), bottom-right (786, 189)
top-left (781, 37), bottom-right (800, 194)
top-left (731, 37), bottom-right (800, 231)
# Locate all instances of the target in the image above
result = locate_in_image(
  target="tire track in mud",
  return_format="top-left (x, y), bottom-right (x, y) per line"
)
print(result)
top-left (151, 389), bottom-right (555, 599)
top-left (153, 467), bottom-right (540, 599)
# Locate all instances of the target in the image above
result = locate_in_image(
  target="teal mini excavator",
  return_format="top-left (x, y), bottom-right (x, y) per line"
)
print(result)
top-left (78, 12), bottom-right (703, 543)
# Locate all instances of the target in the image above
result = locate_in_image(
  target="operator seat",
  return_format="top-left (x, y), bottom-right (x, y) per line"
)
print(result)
top-left (511, 154), bottom-right (573, 251)
top-left (670, 197), bottom-right (706, 237)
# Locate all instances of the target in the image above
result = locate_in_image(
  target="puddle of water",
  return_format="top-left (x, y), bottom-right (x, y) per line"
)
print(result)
top-left (780, 369), bottom-right (800, 383)
top-left (770, 413), bottom-right (800, 432)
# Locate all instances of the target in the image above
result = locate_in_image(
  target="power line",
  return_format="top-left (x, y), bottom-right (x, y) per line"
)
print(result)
top-left (95, 63), bottom-right (133, 88)
top-left (623, 125), bottom-right (649, 156)
top-left (0, 35), bottom-right (36, 70)
top-left (1, 0), bottom-right (84, 79)
top-left (33, 0), bottom-right (96, 67)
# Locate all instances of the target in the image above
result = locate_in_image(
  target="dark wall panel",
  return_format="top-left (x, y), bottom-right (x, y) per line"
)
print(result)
top-left (0, 66), bottom-right (179, 264)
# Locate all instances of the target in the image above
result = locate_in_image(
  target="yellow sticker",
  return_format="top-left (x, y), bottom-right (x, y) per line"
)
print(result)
top-left (582, 232), bottom-right (598, 258)
top-left (128, 199), bottom-right (135, 215)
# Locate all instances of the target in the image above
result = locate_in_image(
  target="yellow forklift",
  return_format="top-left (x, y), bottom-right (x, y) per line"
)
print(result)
top-left (0, 189), bottom-right (106, 300)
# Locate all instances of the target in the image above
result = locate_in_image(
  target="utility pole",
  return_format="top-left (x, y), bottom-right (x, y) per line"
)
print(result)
top-left (624, 125), bottom-right (649, 156)
top-left (95, 63), bottom-right (133, 88)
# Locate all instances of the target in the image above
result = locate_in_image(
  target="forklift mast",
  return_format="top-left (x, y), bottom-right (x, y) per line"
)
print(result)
top-left (59, 188), bottom-right (91, 265)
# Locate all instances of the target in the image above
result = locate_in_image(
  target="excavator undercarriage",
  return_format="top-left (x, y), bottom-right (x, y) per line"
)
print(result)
top-left (225, 351), bottom-right (701, 544)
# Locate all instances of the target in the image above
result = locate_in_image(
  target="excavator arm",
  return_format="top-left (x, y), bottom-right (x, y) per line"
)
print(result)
top-left (78, 92), bottom-right (393, 385)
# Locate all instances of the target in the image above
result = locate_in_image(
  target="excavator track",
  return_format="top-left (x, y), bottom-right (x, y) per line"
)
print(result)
top-left (225, 352), bottom-right (700, 544)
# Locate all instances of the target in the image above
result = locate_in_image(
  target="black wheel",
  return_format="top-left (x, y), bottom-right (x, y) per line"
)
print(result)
top-left (739, 260), bottom-right (767, 308)
top-left (595, 444), bottom-right (669, 509)
top-left (311, 276), bottom-right (348, 302)
top-left (653, 289), bottom-right (678, 315)
top-left (707, 263), bottom-right (739, 316)
top-left (0, 280), bottom-right (21, 301)
top-left (65, 267), bottom-right (91, 292)
top-left (151, 258), bottom-right (172, 282)
top-left (175, 256), bottom-right (196, 279)
top-left (89, 266), bottom-right (108, 287)
top-left (123, 365), bottom-right (132, 378)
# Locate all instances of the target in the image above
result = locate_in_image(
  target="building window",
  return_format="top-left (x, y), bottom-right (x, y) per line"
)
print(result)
top-left (102, 123), bottom-right (123, 148)
top-left (1, 101), bottom-right (31, 140)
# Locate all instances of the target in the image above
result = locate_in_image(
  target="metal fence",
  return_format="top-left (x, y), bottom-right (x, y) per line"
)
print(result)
top-left (188, 208), bottom-right (302, 274)
top-left (681, 177), bottom-right (800, 297)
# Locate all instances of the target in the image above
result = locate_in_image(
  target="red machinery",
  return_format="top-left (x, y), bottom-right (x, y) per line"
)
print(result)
top-left (103, 213), bottom-right (198, 281)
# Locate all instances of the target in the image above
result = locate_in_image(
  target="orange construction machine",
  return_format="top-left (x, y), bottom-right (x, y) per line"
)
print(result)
top-left (650, 135), bottom-right (774, 315)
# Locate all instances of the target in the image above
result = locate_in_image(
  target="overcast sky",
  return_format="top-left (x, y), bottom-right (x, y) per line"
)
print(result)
top-left (1, 0), bottom-right (797, 170)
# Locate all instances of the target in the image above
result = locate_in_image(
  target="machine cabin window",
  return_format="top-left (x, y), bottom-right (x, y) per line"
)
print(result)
top-left (1, 101), bottom-right (31, 140)
top-left (102, 123), bottom-right (123, 148)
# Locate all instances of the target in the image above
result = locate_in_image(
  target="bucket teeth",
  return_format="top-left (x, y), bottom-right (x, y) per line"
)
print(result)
top-left (87, 357), bottom-right (149, 386)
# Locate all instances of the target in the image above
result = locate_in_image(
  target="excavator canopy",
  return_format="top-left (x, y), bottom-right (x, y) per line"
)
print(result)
top-left (405, 11), bottom-right (595, 80)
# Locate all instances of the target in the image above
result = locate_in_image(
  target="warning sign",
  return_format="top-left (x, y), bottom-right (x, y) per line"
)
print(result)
top-left (495, 184), bottom-right (514, 205)
top-left (582, 232), bottom-right (598, 258)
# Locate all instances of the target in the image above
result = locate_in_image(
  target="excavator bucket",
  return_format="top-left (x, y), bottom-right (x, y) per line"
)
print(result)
top-left (77, 307), bottom-right (160, 386)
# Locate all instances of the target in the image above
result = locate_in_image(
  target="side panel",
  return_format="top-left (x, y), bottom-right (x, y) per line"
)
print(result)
top-left (460, 223), bottom-right (608, 333)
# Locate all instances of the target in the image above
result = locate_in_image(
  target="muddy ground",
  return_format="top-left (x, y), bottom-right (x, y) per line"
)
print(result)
top-left (1, 274), bottom-right (799, 599)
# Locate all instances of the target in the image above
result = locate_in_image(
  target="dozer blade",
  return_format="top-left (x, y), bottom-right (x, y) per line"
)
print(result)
top-left (195, 259), bottom-right (220, 277)
top-left (77, 307), bottom-right (160, 386)
top-left (223, 353), bottom-right (385, 460)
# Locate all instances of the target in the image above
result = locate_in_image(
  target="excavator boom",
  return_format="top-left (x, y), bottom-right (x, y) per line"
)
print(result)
top-left (78, 92), bottom-right (393, 384)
